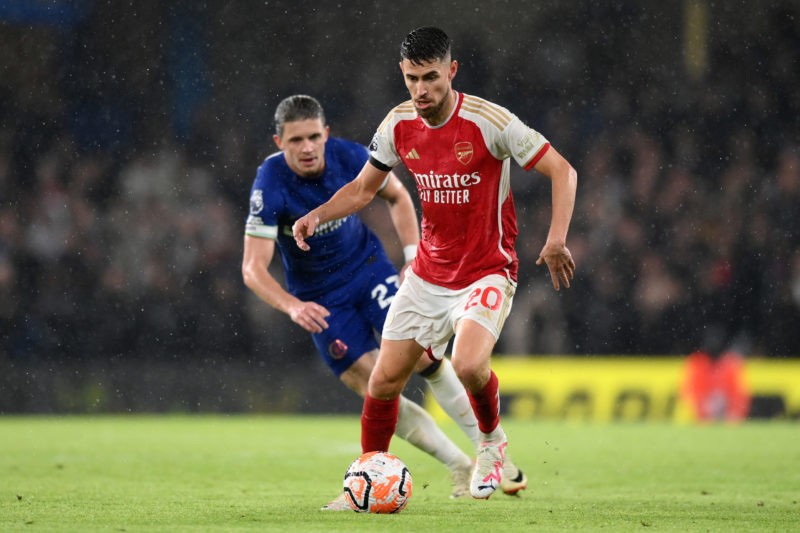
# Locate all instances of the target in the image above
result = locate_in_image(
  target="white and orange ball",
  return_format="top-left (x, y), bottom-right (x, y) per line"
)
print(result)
top-left (343, 451), bottom-right (413, 513)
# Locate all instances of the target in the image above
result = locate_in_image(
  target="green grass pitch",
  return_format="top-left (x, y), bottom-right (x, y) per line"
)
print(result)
top-left (1, 415), bottom-right (798, 532)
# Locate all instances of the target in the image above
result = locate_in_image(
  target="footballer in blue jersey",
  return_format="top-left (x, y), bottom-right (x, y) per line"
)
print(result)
top-left (246, 136), bottom-right (390, 302)
top-left (242, 98), bottom-right (419, 377)
top-left (245, 135), bottom-right (402, 375)
top-left (241, 95), bottom-right (498, 508)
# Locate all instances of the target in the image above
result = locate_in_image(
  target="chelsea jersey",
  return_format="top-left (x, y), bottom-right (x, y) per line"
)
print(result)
top-left (245, 137), bottom-right (389, 299)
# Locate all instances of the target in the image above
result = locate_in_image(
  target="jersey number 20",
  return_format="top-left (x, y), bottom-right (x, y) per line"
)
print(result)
top-left (464, 286), bottom-right (502, 311)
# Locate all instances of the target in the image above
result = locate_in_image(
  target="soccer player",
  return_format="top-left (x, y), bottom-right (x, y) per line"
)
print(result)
top-left (242, 95), bottom-right (527, 509)
top-left (292, 28), bottom-right (577, 499)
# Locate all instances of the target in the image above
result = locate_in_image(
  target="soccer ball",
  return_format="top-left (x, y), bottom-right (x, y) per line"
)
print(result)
top-left (343, 451), bottom-right (413, 513)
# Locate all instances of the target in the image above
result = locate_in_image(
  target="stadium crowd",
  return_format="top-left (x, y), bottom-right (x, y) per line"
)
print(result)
top-left (1, 2), bottom-right (798, 366)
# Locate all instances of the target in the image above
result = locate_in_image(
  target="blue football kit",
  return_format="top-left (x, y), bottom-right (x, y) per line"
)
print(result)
top-left (245, 137), bottom-right (400, 376)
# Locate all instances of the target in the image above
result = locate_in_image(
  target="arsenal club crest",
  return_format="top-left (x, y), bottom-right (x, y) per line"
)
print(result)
top-left (454, 141), bottom-right (473, 165)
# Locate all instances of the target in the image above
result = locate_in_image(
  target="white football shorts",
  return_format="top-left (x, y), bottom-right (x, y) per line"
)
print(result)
top-left (382, 268), bottom-right (516, 360)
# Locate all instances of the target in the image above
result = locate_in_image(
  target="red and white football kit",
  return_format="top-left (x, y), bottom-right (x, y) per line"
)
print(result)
top-left (369, 91), bottom-right (550, 290)
top-left (361, 92), bottom-right (551, 456)
top-left (369, 91), bottom-right (550, 356)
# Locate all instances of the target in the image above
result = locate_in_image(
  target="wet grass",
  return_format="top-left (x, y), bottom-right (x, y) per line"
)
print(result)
top-left (0, 415), bottom-right (798, 531)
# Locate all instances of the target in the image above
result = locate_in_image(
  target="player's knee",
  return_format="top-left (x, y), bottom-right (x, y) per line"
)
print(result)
top-left (451, 357), bottom-right (489, 391)
top-left (368, 367), bottom-right (407, 399)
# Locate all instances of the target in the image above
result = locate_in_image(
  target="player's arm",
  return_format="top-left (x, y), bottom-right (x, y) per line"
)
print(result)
top-left (532, 145), bottom-right (577, 291)
top-left (376, 171), bottom-right (420, 269)
top-left (241, 235), bottom-right (330, 333)
top-left (292, 161), bottom-right (389, 251)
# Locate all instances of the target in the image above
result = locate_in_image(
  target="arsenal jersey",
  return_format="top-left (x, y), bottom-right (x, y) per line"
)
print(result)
top-left (368, 91), bottom-right (550, 289)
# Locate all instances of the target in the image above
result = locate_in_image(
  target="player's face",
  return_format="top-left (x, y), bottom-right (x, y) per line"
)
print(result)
top-left (399, 56), bottom-right (458, 126)
top-left (273, 119), bottom-right (329, 178)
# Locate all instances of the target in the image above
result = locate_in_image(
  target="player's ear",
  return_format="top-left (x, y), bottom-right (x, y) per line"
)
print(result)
top-left (272, 134), bottom-right (283, 150)
top-left (449, 60), bottom-right (458, 81)
top-left (323, 125), bottom-right (330, 140)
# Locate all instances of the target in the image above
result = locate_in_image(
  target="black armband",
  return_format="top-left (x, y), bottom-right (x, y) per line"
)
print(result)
top-left (369, 156), bottom-right (393, 173)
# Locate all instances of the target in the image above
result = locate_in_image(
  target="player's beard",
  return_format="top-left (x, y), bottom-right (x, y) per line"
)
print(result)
top-left (414, 93), bottom-right (450, 124)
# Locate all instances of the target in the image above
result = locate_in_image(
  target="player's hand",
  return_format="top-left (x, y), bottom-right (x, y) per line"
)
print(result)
top-left (536, 241), bottom-right (575, 291)
top-left (288, 300), bottom-right (330, 333)
top-left (292, 214), bottom-right (320, 251)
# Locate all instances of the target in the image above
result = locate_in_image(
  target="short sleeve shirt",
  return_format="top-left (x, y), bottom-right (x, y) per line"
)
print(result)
top-left (245, 137), bottom-right (388, 299)
top-left (368, 92), bottom-right (550, 289)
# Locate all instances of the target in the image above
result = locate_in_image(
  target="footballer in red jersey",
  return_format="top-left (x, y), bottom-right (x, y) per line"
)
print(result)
top-left (368, 91), bottom-right (551, 289)
top-left (293, 27), bottom-right (576, 500)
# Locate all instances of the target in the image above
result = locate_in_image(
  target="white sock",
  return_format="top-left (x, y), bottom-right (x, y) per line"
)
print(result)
top-left (424, 357), bottom-right (480, 448)
top-left (395, 395), bottom-right (471, 471)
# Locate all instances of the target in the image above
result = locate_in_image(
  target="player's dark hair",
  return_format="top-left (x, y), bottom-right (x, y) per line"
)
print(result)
top-left (274, 95), bottom-right (325, 137)
top-left (400, 26), bottom-right (451, 66)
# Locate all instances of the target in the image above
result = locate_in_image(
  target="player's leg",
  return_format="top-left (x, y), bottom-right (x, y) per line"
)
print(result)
top-left (340, 350), bottom-right (469, 471)
top-left (361, 338), bottom-right (423, 452)
top-left (417, 352), bottom-right (526, 495)
top-left (447, 274), bottom-right (523, 499)
top-left (321, 331), bottom-right (472, 504)
top-left (359, 263), bottom-right (472, 433)
top-left (310, 315), bottom-right (374, 512)
top-left (352, 259), bottom-right (472, 496)
top-left (415, 355), bottom-right (480, 496)
top-left (417, 355), bottom-right (480, 445)
top-left (347, 348), bottom-right (471, 498)
top-left (321, 348), bottom-right (465, 510)
top-left (450, 318), bottom-right (507, 499)
top-left (368, 267), bottom-right (488, 496)
top-left (311, 308), bottom-right (456, 508)
top-left (418, 354), bottom-right (535, 498)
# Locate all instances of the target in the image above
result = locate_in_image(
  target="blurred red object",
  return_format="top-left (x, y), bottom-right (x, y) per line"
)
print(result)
top-left (682, 350), bottom-right (751, 421)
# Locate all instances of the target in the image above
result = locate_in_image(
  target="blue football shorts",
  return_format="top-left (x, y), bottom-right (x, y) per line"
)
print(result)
top-left (310, 256), bottom-right (400, 376)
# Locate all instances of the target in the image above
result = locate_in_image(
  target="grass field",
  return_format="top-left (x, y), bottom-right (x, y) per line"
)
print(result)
top-left (1, 415), bottom-right (798, 532)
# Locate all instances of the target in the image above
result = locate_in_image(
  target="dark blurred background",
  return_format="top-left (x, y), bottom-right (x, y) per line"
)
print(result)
top-left (1, 0), bottom-right (798, 412)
